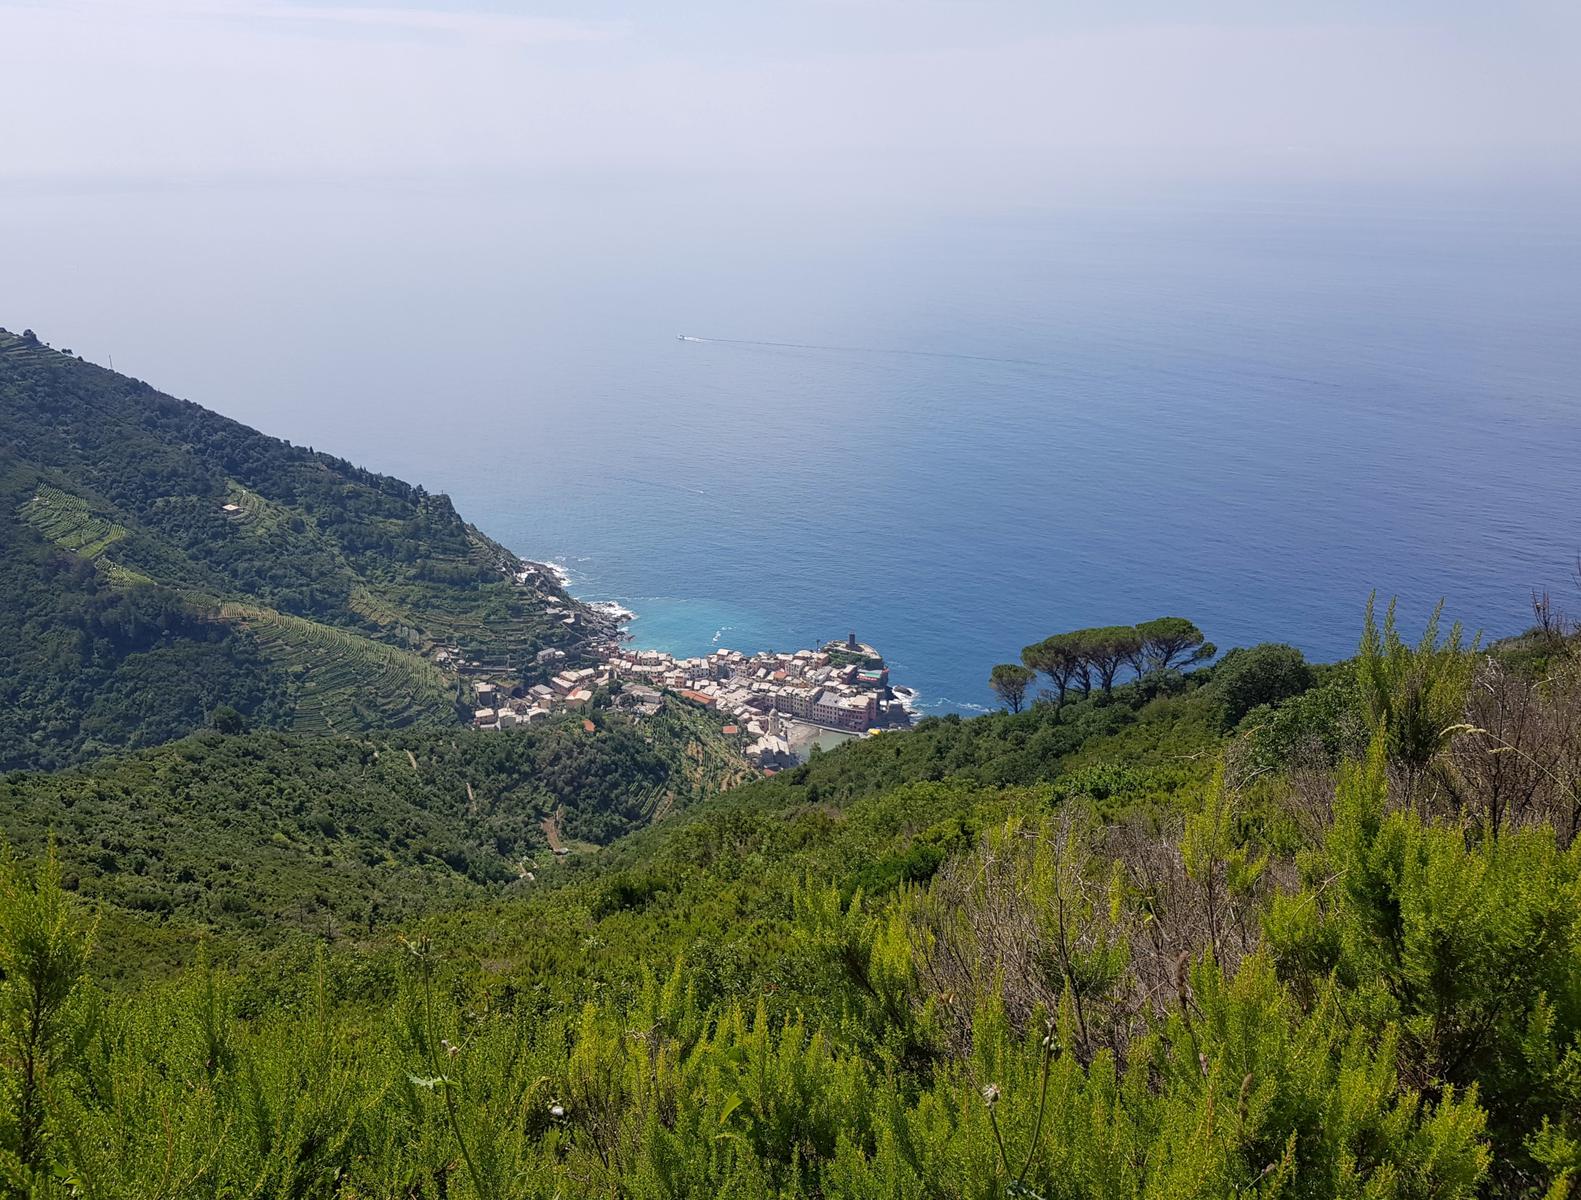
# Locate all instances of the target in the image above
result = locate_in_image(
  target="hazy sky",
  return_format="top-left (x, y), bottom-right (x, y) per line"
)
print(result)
top-left (3, 1), bottom-right (1579, 686)
top-left (3, 0), bottom-right (1578, 194)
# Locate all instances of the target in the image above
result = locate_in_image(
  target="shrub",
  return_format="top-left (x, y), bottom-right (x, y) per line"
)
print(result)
top-left (1211, 643), bottom-right (1315, 727)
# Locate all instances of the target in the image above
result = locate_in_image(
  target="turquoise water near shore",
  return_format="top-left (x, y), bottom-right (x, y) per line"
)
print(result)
top-left (11, 181), bottom-right (1581, 712)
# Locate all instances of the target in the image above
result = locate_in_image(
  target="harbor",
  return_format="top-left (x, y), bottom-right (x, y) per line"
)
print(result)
top-left (464, 564), bottom-right (914, 769)
top-left (599, 631), bottom-right (914, 769)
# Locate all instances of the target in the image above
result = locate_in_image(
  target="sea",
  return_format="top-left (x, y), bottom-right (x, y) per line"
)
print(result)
top-left (9, 176), bottom-right (1581, 713)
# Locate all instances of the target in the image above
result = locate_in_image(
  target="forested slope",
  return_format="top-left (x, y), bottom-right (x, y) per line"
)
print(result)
top-left (0, 706), bottom-right (748, 977)
top-left (4, 601), bottom-right (1578, 1196)
top-left (0, 327), bottom-right (598, 769)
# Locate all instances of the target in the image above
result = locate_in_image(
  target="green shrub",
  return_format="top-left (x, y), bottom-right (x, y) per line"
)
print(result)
top-left (1211, 643), bottom-right (1316, 727)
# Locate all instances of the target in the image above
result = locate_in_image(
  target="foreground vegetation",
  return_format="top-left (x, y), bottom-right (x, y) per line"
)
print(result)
top-left (2, 599), bottom-right (1579, 1197)
top-left (0, 706), bottom-right (747, 983)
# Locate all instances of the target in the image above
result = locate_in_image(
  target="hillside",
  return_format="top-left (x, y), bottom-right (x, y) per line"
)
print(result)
top-left (0, 703), bottom-right (749, 979)
top-left (0, 327), bottom-right (607, 769)
top-left (6, 606), bottom-right (1580, 1196)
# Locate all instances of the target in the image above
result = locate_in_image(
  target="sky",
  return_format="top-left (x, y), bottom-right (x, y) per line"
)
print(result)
top-left (2, 0), bottom-right (1578, 196)
top-left (2, 0), bottom-right (1578, 688)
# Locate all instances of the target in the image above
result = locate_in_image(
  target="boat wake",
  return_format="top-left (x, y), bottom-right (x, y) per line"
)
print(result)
top-left (613, 474), bottom-right (708, 498)
top-left (676, 334), bottom-right (1045, 370)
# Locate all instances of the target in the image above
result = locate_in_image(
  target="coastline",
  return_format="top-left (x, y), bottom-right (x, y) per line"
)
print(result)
top-left (527, 556), bottom-right (916, 762)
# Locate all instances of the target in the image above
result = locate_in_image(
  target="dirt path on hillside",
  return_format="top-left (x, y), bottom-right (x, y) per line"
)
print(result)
top-left (542, 808), bottom-right (565, 852)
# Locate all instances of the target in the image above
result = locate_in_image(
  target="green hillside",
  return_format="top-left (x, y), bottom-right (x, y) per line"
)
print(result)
top-left (0, 706), bottom-right (745, 977)
top-left (0, 327), bottom-right (605, 769)
top-left (3, 602), bottom-right (1579, 1196)
top-left (18, 485), bottom-right (130, 560)
top-left (220, 603), bottom-right (457, 732)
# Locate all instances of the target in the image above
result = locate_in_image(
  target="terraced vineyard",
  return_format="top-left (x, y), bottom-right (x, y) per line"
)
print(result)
top-left (639, 704), bottom-right (756, 819)
top-left (101, 561), bottom-right (156, 586)
top-left (221, 604), bottom-right (456, 733)
top-left (348, 584), bottom-right (417, 640)
top-left (0, 331), bottom-right (73, 367)
top-left (19, 485), bottom-right (129, 559)
top-left (221, 482), bottom-right (269, 525)
top-left (428, 608), bottom-right (557, 665)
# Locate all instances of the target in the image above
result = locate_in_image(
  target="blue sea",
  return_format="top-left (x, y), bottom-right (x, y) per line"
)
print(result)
top-left (10, 179), bottom-right (1581, 712)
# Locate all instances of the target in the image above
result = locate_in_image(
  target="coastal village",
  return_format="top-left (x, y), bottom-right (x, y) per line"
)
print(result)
top-left (458, 566), bottom-right (914, 771)
top-left (598, 632), bottom-right (914, 767)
